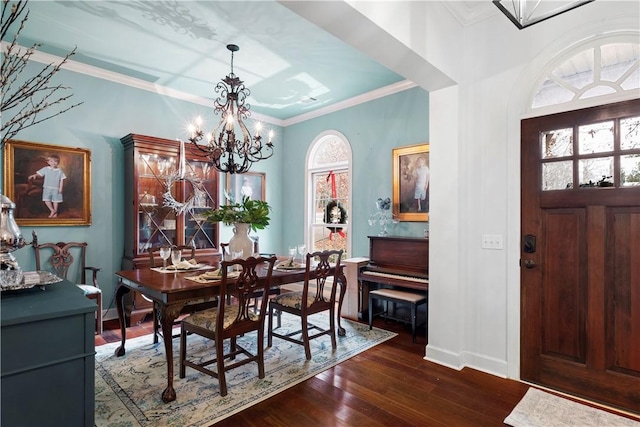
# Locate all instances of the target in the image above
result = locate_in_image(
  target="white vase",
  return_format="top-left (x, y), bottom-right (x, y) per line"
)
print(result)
top-left (228, 223), bottom-right (253, 259)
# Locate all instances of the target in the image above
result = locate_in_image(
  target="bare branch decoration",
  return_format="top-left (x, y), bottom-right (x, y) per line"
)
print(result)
top-left (1, 0), bottom-right (83, 147)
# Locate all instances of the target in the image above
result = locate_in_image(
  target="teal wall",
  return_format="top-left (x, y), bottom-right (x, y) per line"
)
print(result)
top-left (281, 86), bottom-right (430, 258)
top-left (2, 62), bottom-right (429, 317)
top-left (1, 63), bottom-right (284, 313)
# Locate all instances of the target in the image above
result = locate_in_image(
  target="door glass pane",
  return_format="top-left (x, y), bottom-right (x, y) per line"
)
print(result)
top-left (621, 116), bottom-right (640, 150)
top-left (579, 157), bottom-right (613, 187)
top-left (578, 121), bottom-right (614, 154)
top-left (542, 161), bottom-right (573, 190)
top-left (621, 154), bottom-right (640, 187)
top-left (541, 128), bottom-right (573, 159)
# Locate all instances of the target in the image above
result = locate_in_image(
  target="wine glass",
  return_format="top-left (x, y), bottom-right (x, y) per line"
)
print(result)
top-left (171, 248), bottom-right (182, 270)
top-left (297, 243), bottom-right (306, 263)
top-left (288, 245), bottom-right (297, 266)
top-left (159, 246), bottom-right (171, 270)
top-left (231, 251), bottom-right (243, 272)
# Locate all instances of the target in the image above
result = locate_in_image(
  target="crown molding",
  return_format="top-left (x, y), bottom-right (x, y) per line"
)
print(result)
top-left (6, 42), bottom-right (415, 129)
top-left (282, 80), bottom-right (417, 127)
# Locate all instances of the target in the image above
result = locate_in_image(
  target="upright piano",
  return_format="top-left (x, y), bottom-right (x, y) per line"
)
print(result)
top-left (357, 235), bottom-right (429, 319)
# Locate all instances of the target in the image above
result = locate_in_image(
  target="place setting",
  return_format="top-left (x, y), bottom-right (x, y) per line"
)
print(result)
top-left (275, 244), bottom-right (307, 271)
top-left (185, 268), bottom-right (241, 284)
top-left (150, 246), bottom-right (213, 273)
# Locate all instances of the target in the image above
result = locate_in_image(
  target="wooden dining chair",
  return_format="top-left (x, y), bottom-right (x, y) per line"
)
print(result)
top-left (219, 242), bottom-right (230, 257)
top-left (179, 255), bottom-right (277, 397)
top-left (267, 249), bottom-right (343, 360)
top-left (32, 234), bottom-right (103, 334)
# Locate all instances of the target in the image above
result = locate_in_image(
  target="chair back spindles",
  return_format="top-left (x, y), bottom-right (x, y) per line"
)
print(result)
top-left (34, 241), bottom-right (88, 284)
top-left (217, 256), bottom-right (276, 331)
top-left (306, 252), bottom-right (341, 306)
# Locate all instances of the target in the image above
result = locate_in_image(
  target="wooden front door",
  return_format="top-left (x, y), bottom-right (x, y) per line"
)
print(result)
top-left (520, 98), bottom-right (640, 412)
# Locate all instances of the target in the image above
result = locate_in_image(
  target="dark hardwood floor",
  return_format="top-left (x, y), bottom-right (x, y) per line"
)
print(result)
top-left (96, 314), bottom-right (530, 426)
top-left (96, 314), bottom-right (640, 426)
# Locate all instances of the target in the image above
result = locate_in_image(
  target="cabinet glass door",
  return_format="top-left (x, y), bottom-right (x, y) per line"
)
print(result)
top-left (134, 148), bottom-right (218, 256)
top-left (183, 160), bottom-right (216, 250)
top-left (137, 153), bottom-right (178, 252)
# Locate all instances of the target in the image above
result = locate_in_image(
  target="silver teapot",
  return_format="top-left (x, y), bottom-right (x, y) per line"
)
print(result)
top-left (0, 194), bottom-right (28, 270)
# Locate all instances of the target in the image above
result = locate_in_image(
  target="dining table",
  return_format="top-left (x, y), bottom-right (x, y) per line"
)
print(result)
top-left (114, 259), bottom-right (347, 403)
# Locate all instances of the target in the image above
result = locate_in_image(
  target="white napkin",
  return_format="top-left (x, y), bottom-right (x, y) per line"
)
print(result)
top-left (166, 259), bottom-right (198, 270)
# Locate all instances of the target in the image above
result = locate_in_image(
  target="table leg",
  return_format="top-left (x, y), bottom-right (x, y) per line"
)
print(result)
top-left (114, 280), bottom-right (131, 357)
top-left (337, 271), bottom-right (347, 336)
top-left (159, 302), bottom-right (185, 403)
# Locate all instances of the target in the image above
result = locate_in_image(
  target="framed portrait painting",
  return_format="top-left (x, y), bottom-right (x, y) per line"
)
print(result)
top-left (226, 171), bottom-right (266, 203)
top-left (392, 143), bottom-right (430, 222)
top-left (3, 140), bottom-right (92, 226)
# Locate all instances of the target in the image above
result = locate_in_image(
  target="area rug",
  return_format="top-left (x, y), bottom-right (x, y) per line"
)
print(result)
top-left (95, 314), bottom-right (396, 427)
top-left (505, 388), bottom-right (640, 427)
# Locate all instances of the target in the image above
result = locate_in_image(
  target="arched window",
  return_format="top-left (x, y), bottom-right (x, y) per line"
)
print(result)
top-left (532, 39), bottom-right (639, 110)
top-left (305, 131), bottom-right (352, 258)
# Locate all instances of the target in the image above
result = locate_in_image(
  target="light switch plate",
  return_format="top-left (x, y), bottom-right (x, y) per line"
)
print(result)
top-left (481, 234), bottom-right (503, 250)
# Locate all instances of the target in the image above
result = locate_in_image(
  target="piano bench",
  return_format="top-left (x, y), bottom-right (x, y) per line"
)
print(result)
top-left (368, 288), bottom-right (427, 343)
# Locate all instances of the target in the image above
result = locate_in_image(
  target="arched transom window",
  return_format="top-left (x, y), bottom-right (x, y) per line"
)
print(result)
top-left (532, 40), bottom-right (639, 109)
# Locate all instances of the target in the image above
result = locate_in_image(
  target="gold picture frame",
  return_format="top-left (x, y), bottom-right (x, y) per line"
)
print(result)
top-left (392, 143), bottom-right (430, 222)
top-left (226, 171), bottom-right (266, 203)
top-left (3, 140), bottom-right (92, 226)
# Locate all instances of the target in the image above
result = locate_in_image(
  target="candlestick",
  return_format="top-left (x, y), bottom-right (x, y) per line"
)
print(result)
top-left (178, 139), bottom-right (186, 179)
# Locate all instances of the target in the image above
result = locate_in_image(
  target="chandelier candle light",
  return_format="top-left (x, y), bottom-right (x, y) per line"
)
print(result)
top-left (185, 44), bottom-right (274, 174)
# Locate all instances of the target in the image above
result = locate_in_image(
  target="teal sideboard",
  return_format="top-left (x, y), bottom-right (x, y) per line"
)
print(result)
top-left (1, 280), bottom-right (96, 426)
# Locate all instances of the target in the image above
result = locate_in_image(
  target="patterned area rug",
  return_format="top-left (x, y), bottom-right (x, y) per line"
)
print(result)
top-left (505, 388), bottom-right (640, 427)
top-left (95, 314), bottom-right (396, 427)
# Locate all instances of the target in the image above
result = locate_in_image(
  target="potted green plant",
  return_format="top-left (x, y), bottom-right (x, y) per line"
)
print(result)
top-left (204, 196), bottom-right (271, 232)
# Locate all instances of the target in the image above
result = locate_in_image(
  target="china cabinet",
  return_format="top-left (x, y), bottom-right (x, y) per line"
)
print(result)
top-left (121, 133), bottom-right (221, 323)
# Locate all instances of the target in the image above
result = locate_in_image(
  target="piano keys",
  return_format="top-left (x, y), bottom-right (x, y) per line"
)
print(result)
top-left (357, 235), bottom-right (428, 320)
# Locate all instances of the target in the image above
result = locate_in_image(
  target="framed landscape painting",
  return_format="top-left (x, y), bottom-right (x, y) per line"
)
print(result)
top-left (3, 140), bottom-right (92, 226)
top-left (392, 143), bottom-right (430, 222)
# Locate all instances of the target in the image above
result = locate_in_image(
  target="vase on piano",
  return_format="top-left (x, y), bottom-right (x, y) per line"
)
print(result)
top-left (228, 223), bottom-right (253, 259)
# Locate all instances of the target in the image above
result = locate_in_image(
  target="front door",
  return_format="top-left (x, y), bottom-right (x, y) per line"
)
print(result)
top-left (520, 98), bottom-right (640, 412)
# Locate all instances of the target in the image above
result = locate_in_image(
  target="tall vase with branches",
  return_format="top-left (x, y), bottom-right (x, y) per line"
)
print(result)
top-left (1, 0), bottom-right (83, 147)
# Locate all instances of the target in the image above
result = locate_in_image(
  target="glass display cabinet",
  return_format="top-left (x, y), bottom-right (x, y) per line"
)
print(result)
top-left (121, 133), bottom-right (221, 323)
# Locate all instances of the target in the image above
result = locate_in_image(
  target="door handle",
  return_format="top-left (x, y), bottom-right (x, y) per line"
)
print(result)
top-left (523, 259), bottom-right (536, 269)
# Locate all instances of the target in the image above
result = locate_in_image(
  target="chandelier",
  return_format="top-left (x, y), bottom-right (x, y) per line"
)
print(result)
top-left (186, 44), bottom-right (274, 174)
top-left (493, 0), bottom-right (594, 29)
